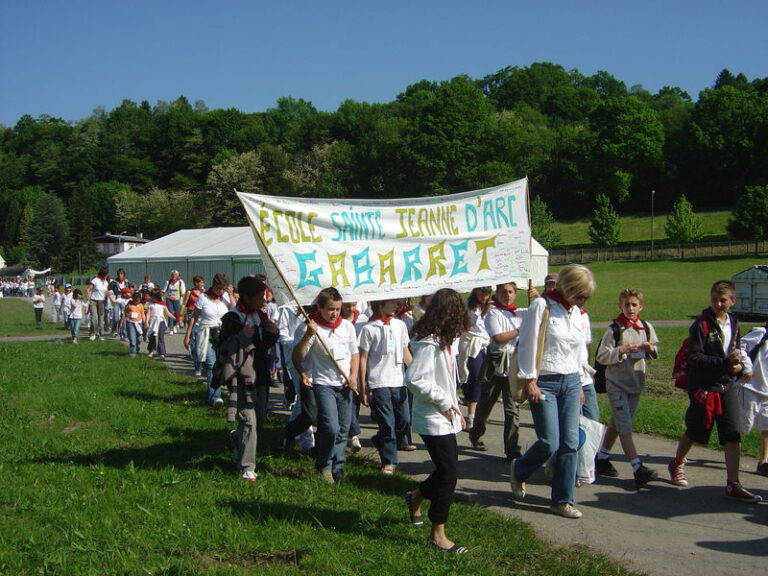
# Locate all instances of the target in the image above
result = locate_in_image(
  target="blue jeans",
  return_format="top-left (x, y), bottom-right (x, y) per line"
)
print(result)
top-left (204, 339), bottom-right (220, 405)
top-left (69, 318), bottom-right (80, 340)
top-left (514, 372), bottom-right (581, 506)
top-left (313, 385), bottom-right (352, 477)
top-left (369, 387), bottom-right (411, 466)
top-left (581, 383), bottom-right (600, 421)
top-left (126, 322), bottom-right (141, 355)
top-left (166, 298), bottom-right (181, 330)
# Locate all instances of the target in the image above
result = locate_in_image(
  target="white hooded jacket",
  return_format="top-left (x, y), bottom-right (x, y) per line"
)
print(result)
top-left (405, 336), bottom-right (462, 436)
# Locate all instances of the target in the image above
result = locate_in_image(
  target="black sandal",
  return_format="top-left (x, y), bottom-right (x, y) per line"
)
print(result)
top-left (427, 541), bottom-right (469, 554)
top-left (404, 493), bottom-right (424, 526)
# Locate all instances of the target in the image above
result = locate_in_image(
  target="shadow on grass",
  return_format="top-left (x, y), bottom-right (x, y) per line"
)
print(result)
top-left (115, 390), bottom-right (201, 403)
top-left (33, 427), bottom-right (237, 471)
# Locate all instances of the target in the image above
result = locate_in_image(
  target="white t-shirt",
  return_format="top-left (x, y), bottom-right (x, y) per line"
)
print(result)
top-left (89, 277), bottom-right (109, 301)
top-left (32, 294), bottom-right (45, 309)
top-left (358, 318), bottom-right (409, 389)
top-left (294, 319), bottom-right (357, 387)
top-left (485, 306), bottom-right (525, 353)
top-left (194, 293), bottom-right (230, 327)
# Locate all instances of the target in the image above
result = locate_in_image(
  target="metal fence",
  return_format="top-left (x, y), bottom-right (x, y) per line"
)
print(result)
top-left (550, 240), bottom-right (768, 265)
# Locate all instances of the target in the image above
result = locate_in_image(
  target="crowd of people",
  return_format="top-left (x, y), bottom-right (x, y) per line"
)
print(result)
top-left (22, 264), bottom-right (768, 553)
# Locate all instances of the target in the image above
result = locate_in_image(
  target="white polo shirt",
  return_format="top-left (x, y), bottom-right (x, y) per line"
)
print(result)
top-left (358, 318), bottom-right (409, 389)
top-left (294, 319), bottom-right (357, 387)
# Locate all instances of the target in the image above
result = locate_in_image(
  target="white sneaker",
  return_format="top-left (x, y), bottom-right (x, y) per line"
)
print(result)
top-left (241, 470), bottom-right (258, 482)
top-left (550, 503), bottom-right (583, 519)
top-left (212, 398), bottom-right (224, 408)
top-left (510, 459), bottom-right (526, 500)
top-left (349, 435), bottom-right (362, 453)
top-left (148, 351), bottom-right (155, 358)
top-left (89, 335), bottom-right (96, 341)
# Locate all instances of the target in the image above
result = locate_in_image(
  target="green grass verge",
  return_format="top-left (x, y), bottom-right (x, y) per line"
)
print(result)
top-left (596, 326), bottom-right (762, 458)
top-left (548, 256), bottom-right (763, 322)
top-left (0, 297), bottom-right (69, 337)
top-left (0, 340), bottom-right (633, 576)
top-left (554, 209), bottom-right (731, 246)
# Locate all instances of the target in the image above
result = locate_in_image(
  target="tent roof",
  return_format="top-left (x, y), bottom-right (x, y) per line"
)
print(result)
top-left (108, 226), bottom-right (549, 262)
top-left (108, 227), bottom-right (261, 262)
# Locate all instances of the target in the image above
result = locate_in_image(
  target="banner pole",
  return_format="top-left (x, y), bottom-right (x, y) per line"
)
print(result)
top-left (236, 190), bottom-right (356, 393)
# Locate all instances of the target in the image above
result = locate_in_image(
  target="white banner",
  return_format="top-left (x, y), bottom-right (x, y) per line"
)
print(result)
top-left (238, 178), bottom-right (531, 306)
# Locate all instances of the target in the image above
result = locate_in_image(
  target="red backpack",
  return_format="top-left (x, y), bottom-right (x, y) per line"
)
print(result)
top-left (672, 317), bottom-right (710, 389)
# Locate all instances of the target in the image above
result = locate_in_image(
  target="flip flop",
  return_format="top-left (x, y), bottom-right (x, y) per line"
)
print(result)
top-left (427, 541), bottom-right (469, 554)
top-left (404, 493), bottom-right (424, 526)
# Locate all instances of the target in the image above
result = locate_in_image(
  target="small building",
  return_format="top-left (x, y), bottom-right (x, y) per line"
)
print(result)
top-left (94, 232), bottom-right (151, 257)
top-left (107, 227), bottom-right (266, 286)
top-left (732, 265), bottom-right (768, 317)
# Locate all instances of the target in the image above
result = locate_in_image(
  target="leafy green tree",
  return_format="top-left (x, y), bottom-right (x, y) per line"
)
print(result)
top-left (530, 195), bottom-right (562, 249)
top-left (62, 186), bottom-right (99, 273)
top-left (727, 185), bottom-right (768, 253)
top-left (204, 151), bottom-right (266, 225)
top-left (588, 193), bottom-right (620, 247)
top-left (664, 195), bottom-right (704, 244)
top-left (27, 192), bottom-right (70, 269)
top-left (588, 96), bottom-right (664, 205)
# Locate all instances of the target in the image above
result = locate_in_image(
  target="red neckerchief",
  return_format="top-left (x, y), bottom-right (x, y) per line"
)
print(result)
top-left (237, 301), bottom-right (269, 325)
top-left (168, 278), bottom-right (179, 285)
top-left (97, 275), bottom-right (106, 281)
top-left (369, 314), bottom-right (394, 325)
top-left (544, 289), bottom-right (572, 311)
top-left (310, 311), bottom-right (342, 331)
top-left (396, 304), bottom-right (409, 318)
top-left (205, 288), bottom-right (222, 300)
top-left (153, 300), bottom-right (167, 307)
top-left (343, 309), bottom-right (360, 324)
top-left (613, 313), bottom-right (645, 331)
top-left (492, 300), bottom-right (518, 315)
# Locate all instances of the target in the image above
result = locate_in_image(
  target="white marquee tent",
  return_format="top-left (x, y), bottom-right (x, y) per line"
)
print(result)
top-left (108, 226), bottom-right (550, 290)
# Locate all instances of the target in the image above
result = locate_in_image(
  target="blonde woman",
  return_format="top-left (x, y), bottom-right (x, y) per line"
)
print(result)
top-left (513, 264), bottom-right (596, 519)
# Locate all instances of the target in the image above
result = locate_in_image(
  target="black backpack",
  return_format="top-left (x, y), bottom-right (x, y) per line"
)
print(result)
top-left (593, 320), bottom-right (649, 393)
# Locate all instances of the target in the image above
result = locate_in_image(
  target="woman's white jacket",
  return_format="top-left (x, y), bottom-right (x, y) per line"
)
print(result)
top-left (406, 336), bottom-right (462, 436)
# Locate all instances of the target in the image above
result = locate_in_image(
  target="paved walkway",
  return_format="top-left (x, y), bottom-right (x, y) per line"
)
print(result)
top-left (6, 298), bottom-right (767, 576)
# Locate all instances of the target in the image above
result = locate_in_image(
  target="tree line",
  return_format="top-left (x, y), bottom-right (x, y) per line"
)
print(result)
top-left (1, 63), bottom-right (766, 271)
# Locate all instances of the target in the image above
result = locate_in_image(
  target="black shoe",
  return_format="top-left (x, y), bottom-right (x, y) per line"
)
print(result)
top-left (756, 462), bottom-right (768, 477)
top-left (595, 457), bottom-right (619, 477)
top-left (633, 464), bottom-right (659, 486)
top-left (469, 438), bottom-right (488, 452)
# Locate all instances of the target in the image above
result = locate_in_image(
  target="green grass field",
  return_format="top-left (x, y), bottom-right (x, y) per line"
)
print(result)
top-left (0, 339), bottom-right (632, 576)
top-left (554, 209), bottom-right (731, 246)
top-left (0, 297), bottom-right (68, 337)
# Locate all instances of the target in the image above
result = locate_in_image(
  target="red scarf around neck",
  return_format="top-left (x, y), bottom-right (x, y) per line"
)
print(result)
top-left (492, 300), bottom-right (518, 314)
top-left (343, 309), bottom-right (360, 324)
top-left (236, 301), bottom-right (269, 325)
top-left (544, 289), bottom-right (572, 311)
top-left (613, 313), bottom-right (645, 331)
top-left (310, 311), bottom-right (342, 331)
top-left (369, 314), bottom-right (394, 325)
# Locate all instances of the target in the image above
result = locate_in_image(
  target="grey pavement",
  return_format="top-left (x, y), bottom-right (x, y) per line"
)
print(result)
top-left (9, 296), bottom-right (768, 576)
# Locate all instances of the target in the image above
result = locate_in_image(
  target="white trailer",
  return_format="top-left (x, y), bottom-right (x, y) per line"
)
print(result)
top-left (732, 265), bottom-right (768, 317)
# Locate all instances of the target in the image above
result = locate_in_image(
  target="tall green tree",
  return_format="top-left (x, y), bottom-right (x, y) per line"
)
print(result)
top-left (63, 186), bottom-right (99, 273)
top-left (530, 195), bottom-right (561, 249)
top-left (727, 185), bottom-right (768, 253)
top-left (203, 151), bottom-right (266, 226)
top-left (27, 192), bottom-right (70, 269)
top-left (664, 195), bottom-right (704, 244)
top-left (588, 193), bottom-right (620, 247)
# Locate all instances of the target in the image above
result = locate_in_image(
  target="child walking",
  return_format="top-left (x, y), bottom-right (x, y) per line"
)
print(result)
top-left (594, 288), bottom-right (660, 486)
top-left (32, 287), bottom-right (45, 328)
top-left (218, 277), bottom-right (279, 481)
top-left (739, 321), bottom-right (768, 476)
top-left (147, 288), bottom-right (172, 359)
top-left (404, 288), bottom-right (468, 554)
top-left (293, 287), bottom-right (359, 484)
top-left (358, 298), bottom-right (413, 474)
top-left (668, 280), bottom-right (760, 502)
top-left (121, 292), bottom-right (147, 357)
top-left (66, 288), bottom-right (87, 343)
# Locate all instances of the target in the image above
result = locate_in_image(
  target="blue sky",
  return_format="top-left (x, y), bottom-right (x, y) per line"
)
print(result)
top-left (1, 0), bottom-right (766, 127)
